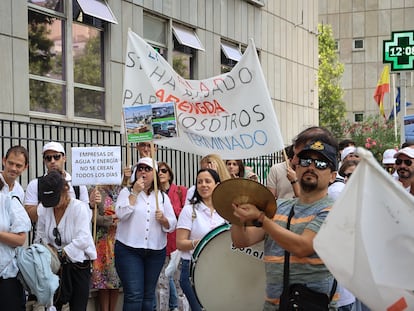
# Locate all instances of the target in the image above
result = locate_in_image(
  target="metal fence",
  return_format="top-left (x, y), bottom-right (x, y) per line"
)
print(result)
top-left (0, 119), bottom-right (282, 189)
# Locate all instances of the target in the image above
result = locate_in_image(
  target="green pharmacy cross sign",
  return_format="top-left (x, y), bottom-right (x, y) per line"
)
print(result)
top-left (383, 30), bottom-right (414, 71)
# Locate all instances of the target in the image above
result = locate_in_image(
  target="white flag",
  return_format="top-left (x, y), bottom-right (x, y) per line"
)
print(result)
top-left (122, 29), bottom-right (284, 159)
top-left (314, 147), bottom-right (414, 311)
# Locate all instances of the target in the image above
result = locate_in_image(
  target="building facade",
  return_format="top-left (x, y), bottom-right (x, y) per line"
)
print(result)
top-left (319, 0), bottom-right (414, 123)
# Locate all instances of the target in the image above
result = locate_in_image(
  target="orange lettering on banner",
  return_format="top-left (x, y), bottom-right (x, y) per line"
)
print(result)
top-left (155, 89), bottom-right (228, 116)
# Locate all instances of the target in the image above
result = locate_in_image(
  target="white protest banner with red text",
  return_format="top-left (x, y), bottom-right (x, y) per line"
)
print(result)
top-left (122, 29), bottom-right (284, 159)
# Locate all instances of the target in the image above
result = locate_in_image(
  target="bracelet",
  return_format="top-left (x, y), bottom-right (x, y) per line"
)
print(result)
top-left (191, 239), bottom-right (197, 249)
top-left (290, 179), bottom-right (298, 185)
top-left (130, 191), bottom-right (138, 197)
top-left (252, 212), bottom-right (265, 227)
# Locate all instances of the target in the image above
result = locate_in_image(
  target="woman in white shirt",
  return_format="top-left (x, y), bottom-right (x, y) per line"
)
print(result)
top-left (176, 168), bottom-right (225, 311)
top-left (35, 170), bottom-right (97, 311)
top-left (115, 157), bottom-right (177, 311)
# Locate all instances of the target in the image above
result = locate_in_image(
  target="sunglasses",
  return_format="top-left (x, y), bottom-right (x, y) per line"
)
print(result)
top-left (395, 158), bottom-right (413, 166)
top-left (43, 154), bottom-right (62, 162)
top-left (299, 158), bottom-right (330, 170)
top-left (137, 165), bottom-right (153, 172)
top-left (138, 143), bottom-right (151, 148)
top-left (53, 227), bottom-right (62, 246)
top-left (343, 173), bottom-right (352, 178)
top-left (159, 168), bottom-right (169, 174)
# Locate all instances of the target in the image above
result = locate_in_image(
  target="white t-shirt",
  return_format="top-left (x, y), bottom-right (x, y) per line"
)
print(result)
top-left (177, 201), bottom-right (225, 260)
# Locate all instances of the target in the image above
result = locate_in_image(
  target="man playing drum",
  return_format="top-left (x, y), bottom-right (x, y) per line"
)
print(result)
top-left (231, 128), bottom-right (339, 311)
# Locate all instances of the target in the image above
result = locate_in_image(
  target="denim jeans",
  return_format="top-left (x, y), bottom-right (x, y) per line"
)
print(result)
top-left (115, 241), bottom-right (166, 311)
top-left (169, 276), bottom-right (178, 309)
top-left (180, 259), bottom-right (202, 311)
top-left (339, 303), bottom-right (354, 311)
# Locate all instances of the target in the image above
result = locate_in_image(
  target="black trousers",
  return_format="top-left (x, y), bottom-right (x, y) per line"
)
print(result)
top-left (54, 260), bottom-right (91, 311)
top-left (0, 276), bottom-right (25, 310)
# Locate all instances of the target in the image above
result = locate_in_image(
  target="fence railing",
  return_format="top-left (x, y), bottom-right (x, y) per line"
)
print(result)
top-left (0, 119), bottom-right (282, 188)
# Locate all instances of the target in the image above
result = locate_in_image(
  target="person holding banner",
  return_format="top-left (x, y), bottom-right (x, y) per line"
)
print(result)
top-left (89, 185), bottom-right (122, 311)
top-left (176, 168), bottom-right (225, 311)
top-left (115, 157), bottom-right (177, 311)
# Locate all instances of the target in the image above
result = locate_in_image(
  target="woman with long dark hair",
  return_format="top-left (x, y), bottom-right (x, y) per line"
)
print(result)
top-left (176, 168), bottom-right (225, 311)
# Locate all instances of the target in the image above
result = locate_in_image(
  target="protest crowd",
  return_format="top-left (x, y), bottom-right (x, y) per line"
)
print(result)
top-left (1, 125), bottom-right (413, 311)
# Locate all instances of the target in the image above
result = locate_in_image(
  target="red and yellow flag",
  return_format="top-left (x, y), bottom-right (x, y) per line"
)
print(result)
top-left (373, 65), bottom-right (390, 119)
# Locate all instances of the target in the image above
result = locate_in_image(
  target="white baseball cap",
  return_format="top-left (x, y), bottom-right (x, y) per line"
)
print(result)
top-left (394, 147), bottom-right (414, 159)
top-left (382, 149), bottom-right (397, 164)
top-left (42, 142), bottom-right (65, 155)
top-left (130, 157), bottom-right (158, 183)
top-left (341, 146), bottom-right (357, 162)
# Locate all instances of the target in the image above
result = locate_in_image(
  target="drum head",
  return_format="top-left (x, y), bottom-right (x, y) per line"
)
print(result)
top-left (191, 225), bottom-right (265, 310)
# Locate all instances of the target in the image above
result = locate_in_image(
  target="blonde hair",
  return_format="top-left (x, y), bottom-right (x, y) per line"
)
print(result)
top-left (200, 154), bottom-right (231, 181)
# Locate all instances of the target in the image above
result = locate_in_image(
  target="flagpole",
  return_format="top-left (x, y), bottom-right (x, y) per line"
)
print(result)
top-left (392, 74), bottom-right (397, 141)
top-left (400, 72), bottom-right (407, 146)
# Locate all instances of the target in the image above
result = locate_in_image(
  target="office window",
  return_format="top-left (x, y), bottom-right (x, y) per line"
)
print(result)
top-left (172, 24), bottom-right (204, 79)
top-left (28, 0), bottom-right (115, 120)
top-left (143, 14), bottom-right (168, 59)
top-left (221, 41), bottom-right (242, 73)
top-left (353, 39), bottom-right (364, 50)
top-left (354, 113), bottom-right (364, 122)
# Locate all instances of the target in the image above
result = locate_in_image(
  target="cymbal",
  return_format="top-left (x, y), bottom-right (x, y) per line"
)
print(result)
top-left (212, 179), bottom-right (277, 226)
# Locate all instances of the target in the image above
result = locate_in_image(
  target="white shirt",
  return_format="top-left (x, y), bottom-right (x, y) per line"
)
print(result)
top-left (177, 202), bottom-right (225, 260)
top-left (35, 198), bottom-right (96, 263)
top-left (0, 194), bottom-right (31, 278)
top-left (115, 187), bottom-right (177, 250)
top-left (0, 172), bottom-right (25, 202)
top-left (185, 185), bottom-right (195, 204)
top-left (328, 173), bottom-right (345, 200)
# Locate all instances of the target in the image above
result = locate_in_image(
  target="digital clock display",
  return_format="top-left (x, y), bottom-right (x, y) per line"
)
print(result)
top-left (383, 31), bottom-right (414, 71)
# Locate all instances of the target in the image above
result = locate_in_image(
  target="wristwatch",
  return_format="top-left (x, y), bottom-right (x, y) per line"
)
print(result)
top-left (252, 212), bottom-right (265, 227)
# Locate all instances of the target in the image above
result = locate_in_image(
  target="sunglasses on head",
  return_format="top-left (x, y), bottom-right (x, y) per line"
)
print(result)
top-left (137, 165), bottom-right (153, 172)
top-left (53, 227), bottom-right (62, 246)
top-left (299, 158), bottom-right (330, 170)
top-left (43, 154), bottom-right (62, 162)
top-left (395, 158), bottom-right (413, 166)
top-left (159, 168), bottom-right (168, 174)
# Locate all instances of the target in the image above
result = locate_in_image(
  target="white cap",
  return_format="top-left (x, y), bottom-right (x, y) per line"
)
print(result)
top-left (382, 149), bottom-right (397, 164)
top-left (394, 147), bottom-right (414, 159)
top-left (42, 142), bottom-right (65, 155)
top-left (341, 146), bottom-right (357, 162)
top-left (130, 157), bottom-right (158, 183)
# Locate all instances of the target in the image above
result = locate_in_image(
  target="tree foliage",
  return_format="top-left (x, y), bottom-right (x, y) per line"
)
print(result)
top-left (318, 24), bottom-right (346, 138)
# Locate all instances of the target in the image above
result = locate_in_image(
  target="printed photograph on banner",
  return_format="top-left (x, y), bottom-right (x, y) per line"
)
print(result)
top-left (404, 114), bottom-right (414, 144)
top-left (151, 102), bottom-right (178, 140)
top-left (123, 105), bottom-right (153, 142)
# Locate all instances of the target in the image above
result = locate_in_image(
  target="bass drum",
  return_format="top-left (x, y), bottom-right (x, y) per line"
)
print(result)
top-left (191, 223), bottom-right (265, 310)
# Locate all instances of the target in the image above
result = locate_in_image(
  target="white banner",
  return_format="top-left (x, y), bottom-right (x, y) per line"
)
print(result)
top-left (71, 147), bottom-right (122, 186)
top-left (314, 148), bottom-right (414, 311)
top-left (122, 30), bottom-right (284, 159)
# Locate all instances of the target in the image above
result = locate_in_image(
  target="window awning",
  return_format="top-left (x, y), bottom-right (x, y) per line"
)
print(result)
top-left (76, 0), bottom-right (118, 24)
top-left (172, 24), bottom-right (204, 51)
top-left (221, 42), bottom-right (242, 62)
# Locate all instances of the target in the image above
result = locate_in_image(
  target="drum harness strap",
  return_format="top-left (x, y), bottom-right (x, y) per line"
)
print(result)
top-left (281, 205), bottom-right (337, 305)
